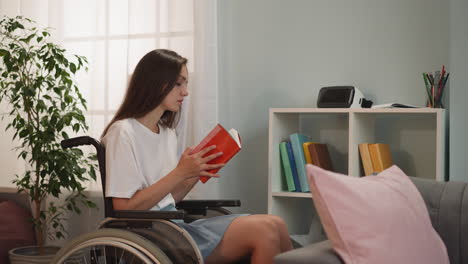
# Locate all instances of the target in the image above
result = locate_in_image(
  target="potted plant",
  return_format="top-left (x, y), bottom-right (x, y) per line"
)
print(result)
top-left (0, 16), bottom-right (97, 263)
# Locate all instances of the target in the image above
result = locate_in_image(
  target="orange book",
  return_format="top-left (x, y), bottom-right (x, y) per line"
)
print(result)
top-left (190, 124), bottom-right (242, 183)
top-left (368, 143), bottom-right (393, 172)
top-left (359, 143), bottom-right (374, 176)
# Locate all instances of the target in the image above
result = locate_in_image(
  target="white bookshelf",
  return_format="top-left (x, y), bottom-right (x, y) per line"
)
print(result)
top-left (268, 108), bottom-right (446, 235)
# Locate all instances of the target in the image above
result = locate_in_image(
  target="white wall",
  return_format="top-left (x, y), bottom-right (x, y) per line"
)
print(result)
top-left (217, 0), bottom-right (449, 213)
top-left (449, 0), bottom-right (468, 182)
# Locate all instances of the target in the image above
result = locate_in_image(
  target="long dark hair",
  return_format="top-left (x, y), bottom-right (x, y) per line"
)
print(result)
top-left (101, 49), bottom-right (187, 138)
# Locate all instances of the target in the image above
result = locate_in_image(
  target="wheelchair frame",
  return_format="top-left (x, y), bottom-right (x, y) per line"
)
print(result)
top-left (52, 136), bottom-right (242, 264)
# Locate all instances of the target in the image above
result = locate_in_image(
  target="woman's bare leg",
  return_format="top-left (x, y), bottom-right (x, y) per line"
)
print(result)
top-left (270, 215), bottom-right (294, 252)
top-left (205, 215), bottom-right (289, 264)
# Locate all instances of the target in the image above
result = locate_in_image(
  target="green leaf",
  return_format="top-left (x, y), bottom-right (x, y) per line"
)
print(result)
top-left (23, 34), bottom-right (35, 43)
top-left (86, 200), bottom-right (97, 209)
top-left (0, 49), bottom-right (8, 56)
top-left (89, 168), bottom-right (96, 180)
top-left (53, 87), bottom-right (61, 95)
top-left (69, 63), bottom-right (76, 74)
top-left (19, 129), bottom-right (28, 138)
top-left (56, 231), bottom-right (63, 239)
top-left (73, 123), bottom-right (80, 132)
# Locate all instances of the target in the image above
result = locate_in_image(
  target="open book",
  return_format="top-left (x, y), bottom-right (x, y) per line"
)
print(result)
top-left (190, 124), bottom-right (242, 183)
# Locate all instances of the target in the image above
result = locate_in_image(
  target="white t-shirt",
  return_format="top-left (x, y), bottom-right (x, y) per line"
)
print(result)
top-left (102, 118), bottom-right (179, 210)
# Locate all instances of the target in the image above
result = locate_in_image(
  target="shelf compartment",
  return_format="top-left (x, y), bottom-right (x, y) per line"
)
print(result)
top-left (269, 111), bottom-right (349, 193)
top-left (350, 111), bottom-right (445, 180)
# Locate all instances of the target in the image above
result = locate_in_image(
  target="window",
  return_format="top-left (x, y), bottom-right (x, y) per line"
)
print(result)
top-left (57, 0), bottom-right (195, 190)
top-left (1, 0), bottom-right (219, 196)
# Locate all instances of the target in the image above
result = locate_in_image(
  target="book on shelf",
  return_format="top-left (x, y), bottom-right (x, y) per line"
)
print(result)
top-left (371, 103), bottom-right (420, 108)
top-left (358, 143), bottom-right (374, 176)
top-left (190, 124), bottom-right (242, 183)
top-left (286, 141), bottom-right (301, 192)
top-left (368, 143), bottom-right (393, 173)
top-left (307, 143), bottom-right (334, 171)
top-left (279, 142), bottom-right (296, 192)
top-left (303, 142), bottom-right (314, 164)
top-left (289, 133), bottom-right (310, 192)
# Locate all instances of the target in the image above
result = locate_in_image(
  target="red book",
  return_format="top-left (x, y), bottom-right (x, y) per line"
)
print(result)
top-left (190, 124), bottom-right (242, 183)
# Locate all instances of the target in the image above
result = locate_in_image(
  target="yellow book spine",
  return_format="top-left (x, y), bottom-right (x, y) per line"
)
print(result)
top-left (303, 142), bottom-right (314, 164)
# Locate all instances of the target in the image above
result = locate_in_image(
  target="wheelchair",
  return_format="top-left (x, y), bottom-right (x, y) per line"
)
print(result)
top-left (52, 136), bottom-right (247, 264)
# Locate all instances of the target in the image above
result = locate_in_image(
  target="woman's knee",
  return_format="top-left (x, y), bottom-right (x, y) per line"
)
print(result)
top-left (232, 215), bottom-right (286, 246)
top-left (221, 216), bottom-right (279, 251)
top-left (269, 215), bottom-right (288, 230)
top-left (248, 216), bottom-right (283, 242)
top-left (258, 215), bottom-right (289, 235)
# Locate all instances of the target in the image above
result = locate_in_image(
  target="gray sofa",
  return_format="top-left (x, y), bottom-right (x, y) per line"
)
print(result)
top-left (275, 177), bottom-right (468, 264)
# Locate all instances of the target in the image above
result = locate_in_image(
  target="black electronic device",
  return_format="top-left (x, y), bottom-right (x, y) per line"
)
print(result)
top-left (316, 86), bottom-right (372, 108)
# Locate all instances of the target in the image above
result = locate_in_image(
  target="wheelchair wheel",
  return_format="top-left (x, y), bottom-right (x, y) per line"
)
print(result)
top-left (52, 228), bottom-right (173, 264)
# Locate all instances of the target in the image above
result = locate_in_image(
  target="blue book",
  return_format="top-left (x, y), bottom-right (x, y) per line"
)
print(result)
top-left (289, 133), bottom-right (310, 192)
top-left (286, 141), bottom-right (301, 192)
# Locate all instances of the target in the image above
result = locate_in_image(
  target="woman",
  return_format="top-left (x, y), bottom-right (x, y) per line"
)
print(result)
top-left (101, 49), bottom-right (292, 264)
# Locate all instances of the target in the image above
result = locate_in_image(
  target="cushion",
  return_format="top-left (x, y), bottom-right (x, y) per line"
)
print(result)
top-left (306, 164), bottom-right (449, 264)
top-left (0, 200), bottom-right (35, 263)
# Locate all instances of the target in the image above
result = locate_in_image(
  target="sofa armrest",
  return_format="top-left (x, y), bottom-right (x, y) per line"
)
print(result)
top-left (0, 187), bottom-right (31, 212)
top-left (274, 240), bottom-right (343, 264)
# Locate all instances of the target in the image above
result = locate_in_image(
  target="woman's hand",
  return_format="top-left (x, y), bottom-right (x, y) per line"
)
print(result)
top-left (174, 145), bottom-right (225, 181)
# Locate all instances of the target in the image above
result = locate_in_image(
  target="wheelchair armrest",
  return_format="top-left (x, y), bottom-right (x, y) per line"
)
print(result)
top-left (176, 199), bottom-right (241, 209)
top-left (111, 209), bottom-right (185, 220)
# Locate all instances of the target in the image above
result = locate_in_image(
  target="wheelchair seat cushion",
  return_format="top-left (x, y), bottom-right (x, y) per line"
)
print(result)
top-left (162, 204), bottom-right (248, 259)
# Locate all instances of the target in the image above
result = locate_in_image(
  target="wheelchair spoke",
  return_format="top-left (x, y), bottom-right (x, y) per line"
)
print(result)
top-left (56, 244), bottom-right (159, 264)
top-left (53, 231), bottom-right (170, 264)
top-left (91, 246), bottom-right (97, 263)
top-left (119, 247), bottom-right (125, 263)
top-left (104, 245), bottom-right (107, 264)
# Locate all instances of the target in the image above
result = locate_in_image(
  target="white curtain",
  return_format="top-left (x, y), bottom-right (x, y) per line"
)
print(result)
top-left (0, 0), bottom-right (220, 240)
top-left (182, 0), bottom-right (221, 199)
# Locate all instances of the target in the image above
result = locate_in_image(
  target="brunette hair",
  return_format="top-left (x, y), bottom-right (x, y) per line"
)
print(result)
top-left (101, 49), bottom-right (187, 138)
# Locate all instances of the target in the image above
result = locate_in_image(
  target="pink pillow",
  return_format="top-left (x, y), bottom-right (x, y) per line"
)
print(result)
top-left (306, 164), bottom-right (449, 264)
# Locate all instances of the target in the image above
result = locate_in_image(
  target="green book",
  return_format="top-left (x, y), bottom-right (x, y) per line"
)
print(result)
top-left (279, 142), bottom-right (296, 191)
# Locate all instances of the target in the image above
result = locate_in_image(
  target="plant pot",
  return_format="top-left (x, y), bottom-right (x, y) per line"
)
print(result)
top-left (9, 245), bottom-right (61, 264)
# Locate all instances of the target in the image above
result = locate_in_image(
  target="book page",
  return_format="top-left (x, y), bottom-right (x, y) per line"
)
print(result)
top-left (228, 128), bottom-right (241, 148)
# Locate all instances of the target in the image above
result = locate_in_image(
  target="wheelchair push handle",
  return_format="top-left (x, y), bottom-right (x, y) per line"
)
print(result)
top-left (61, 136), bottom-right (102, 151)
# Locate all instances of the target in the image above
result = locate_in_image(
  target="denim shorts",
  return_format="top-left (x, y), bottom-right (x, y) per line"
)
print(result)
top-left (160, 204), bottom-right (248, 259)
